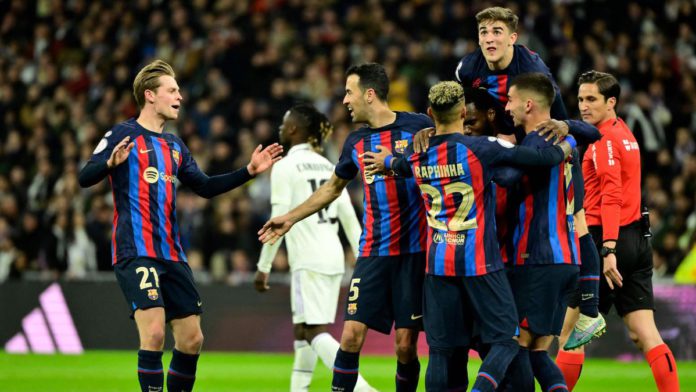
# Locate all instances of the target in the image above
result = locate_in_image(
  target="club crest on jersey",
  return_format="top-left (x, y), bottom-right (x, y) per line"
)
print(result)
top-left (147, 289), bottom-right (159, 300)
top-left (394, 139), bottom-right (409, 154)
top-left (347, 303), bottom-right (357, 315)
top-left (172, 149), bottom-right (180, 164)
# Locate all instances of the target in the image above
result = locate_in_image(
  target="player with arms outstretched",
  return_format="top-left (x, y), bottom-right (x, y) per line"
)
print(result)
top-left (78, 60), bottom-right (282, 392)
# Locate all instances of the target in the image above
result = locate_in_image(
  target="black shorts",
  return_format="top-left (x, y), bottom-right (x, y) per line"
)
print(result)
top-left (423, 270), bottom-right (518, 349)
top-left (589, 222), bottom-right (655, 317)
top-left (508, 264), bottom-right (579, 336)
top-left (115, 257), bottom-right (202, 322)
top-left (344, 252), bottom-right (425, 334)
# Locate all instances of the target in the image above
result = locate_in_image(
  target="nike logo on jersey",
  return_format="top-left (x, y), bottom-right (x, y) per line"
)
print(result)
top-left (410, 314), bottom-right (423, 320)
top-left (197, 300), bottom-right (202, 307)
top-left (140, 148), bottom-right (153, 154)
top-left (581, 294), bottom-right (594, 301)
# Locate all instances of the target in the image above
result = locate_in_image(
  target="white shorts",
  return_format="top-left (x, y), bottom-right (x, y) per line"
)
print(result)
top-left (291, 270), bottom-right (342, 325)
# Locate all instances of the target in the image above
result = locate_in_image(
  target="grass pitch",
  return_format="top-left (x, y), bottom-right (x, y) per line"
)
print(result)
top-left (1, 351), bottom-right (695, 391)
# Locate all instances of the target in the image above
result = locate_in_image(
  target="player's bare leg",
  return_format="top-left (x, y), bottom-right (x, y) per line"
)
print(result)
top-left (134, 308), bottom-right (166, 392)
top-left (168, 315), bottom-right (204, 392)
top-left (624, 310), bottom-right (679, 391)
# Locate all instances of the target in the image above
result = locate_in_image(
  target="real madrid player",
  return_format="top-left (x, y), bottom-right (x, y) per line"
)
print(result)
top-left (260, 63), bottom-right (433, 392)
top-left (254, 104), bottom-right (375, 391)
top-left (78, 60), bottom-right (282, 392)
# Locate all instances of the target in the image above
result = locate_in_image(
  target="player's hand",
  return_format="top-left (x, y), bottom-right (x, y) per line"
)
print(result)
top-left (253, 271), bottom-right (270, 292)
top-left (603, 253), bottom-right (623, 289)
top-left (247, 143), bottom-right (283, 176)
top-left (107, 136), bottom-right (135, 168)
top-left (536, 119), bottom-right (569, 144)
top-left (363, 145), bottom-right (392, 176)
top-left (413, 127), bottom-right (435, 153)
top-left (258, 214), bottom-right (294, 244)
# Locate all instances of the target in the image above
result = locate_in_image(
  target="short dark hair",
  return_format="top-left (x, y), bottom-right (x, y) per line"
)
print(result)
top-left (345, 63), bottom-right (390, 101)
top-left (289, 104), bottom-right (333, 153)
top-left (476, 7), bottom-right (518, 32)
top-left (464, 87), bottom-right (506, 134)
top-left (578, 70), bottom-right (621, 105)
top-left (509, 73), bottom-right (555, 109)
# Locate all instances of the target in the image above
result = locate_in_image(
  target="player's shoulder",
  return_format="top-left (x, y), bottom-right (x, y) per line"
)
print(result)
top-left (456, 50), bottom-right (485, 80)
top-left (108, 118), bottom-right (138, 136)
top-left (396, 111), bottom-right (434, 131)
top-left (514, 45), bottom-right (549, 72)
top-left (521, 131), bottom-right (551, 147)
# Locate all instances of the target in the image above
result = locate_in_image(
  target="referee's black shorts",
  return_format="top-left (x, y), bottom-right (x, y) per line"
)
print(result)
top-left (589, 221), bottom-right (655, 317)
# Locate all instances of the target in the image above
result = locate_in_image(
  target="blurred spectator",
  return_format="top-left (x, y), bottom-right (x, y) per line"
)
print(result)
top-left (0, 0), bottom-right (694, 282)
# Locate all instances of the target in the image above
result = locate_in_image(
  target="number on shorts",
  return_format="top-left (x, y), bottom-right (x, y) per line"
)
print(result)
top-left (348, 278), bottom-right (361, 301)
top-left (135, 267), bottom-right (160, 290)
top-left (419, 182), bottom-right (477, 231)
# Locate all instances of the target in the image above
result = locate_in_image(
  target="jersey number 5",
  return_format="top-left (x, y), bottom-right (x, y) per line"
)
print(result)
top-left (419, 182), bottom-right (477, 232)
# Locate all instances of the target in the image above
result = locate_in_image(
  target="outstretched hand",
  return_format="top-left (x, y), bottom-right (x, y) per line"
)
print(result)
top-left (258, 214), bottom-right (294, 245)
top-left (536, 119), bottom-right (569, 144)
top-left (363, 145), bottom-right (393, 176)
top-left (413, 127), bottom-right (436, 153)
top-left (247, 143), bottom-right (283, 175)
top-left (107, 136), bottom-right (135, 168)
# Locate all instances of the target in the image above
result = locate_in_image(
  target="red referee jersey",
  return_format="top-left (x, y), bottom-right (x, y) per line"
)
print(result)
top-left (582, 117), bottom-right (642, 241)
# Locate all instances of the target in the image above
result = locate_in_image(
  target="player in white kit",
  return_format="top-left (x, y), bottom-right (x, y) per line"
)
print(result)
top-left (255, 104), bottom-right (374, 391)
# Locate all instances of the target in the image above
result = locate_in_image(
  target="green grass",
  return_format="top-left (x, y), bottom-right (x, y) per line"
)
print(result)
top-left (1, 351), bottom-right (695, 391)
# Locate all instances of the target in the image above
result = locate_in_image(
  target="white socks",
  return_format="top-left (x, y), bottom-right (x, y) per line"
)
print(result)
top-left (291, 340), bottom-right (317, 391)
top-left (311, 332), bottom-right (373, 391)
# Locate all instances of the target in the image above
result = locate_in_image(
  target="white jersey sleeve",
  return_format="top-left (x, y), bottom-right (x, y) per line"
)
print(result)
top-left (336, 190), bottom-right (360, 257)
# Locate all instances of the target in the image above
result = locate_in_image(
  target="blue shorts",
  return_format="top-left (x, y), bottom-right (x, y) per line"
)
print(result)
top-left (114, 257), bottom-right (202, 322)
top-left (508, 264), bottom-right (579, 336)
top-left (423, 270), bottom-right (518, 349)
top-left (344, 252), bottom-right (425, 334)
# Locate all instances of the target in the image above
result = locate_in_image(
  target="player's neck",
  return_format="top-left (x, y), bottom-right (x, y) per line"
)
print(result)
top-left (367, 105), bottom-right (396, 129)
top-left (525, 113), bottom-right (551, 134)
top-left (136, 110), bottom-right (167, 134)
top-left (435, 122), bottom-right (464, 135)
top-left (487, 47), bottom-right (514, 71)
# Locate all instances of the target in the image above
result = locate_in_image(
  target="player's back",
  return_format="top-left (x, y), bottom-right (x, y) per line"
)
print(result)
top-left (407, 133), bottom-right (505, 277)
top-left (271, 144), bottom-right (346, 274)
top-left (512, 132), bottom-right (579, 266)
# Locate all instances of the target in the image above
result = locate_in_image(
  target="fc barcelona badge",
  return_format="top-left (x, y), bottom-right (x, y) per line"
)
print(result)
top-left (394, 139), bottom-right (408, 154)
top-left (147, 289), bottom-right (159, 301)
top-left (347, 303), bottom-right (357, 315)
top-left (172, 149), bottom-right (181, 164)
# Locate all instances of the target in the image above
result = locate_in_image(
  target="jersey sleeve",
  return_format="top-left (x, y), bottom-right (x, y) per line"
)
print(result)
top-left (336, 189), bottom-right (361, 257)
top-left (88, 128), bottom-right (121, 163)
top-left (256, 203), bottom-right (289, 273)
top-left (567, 120), bottom-right (601, 147)
top-left (455, 52), bottom-right (477, 86)
top-left (592, 136), bottom-right (623, 241)
top-left (570, 152), bottom-right (584, 215)
top-left (334, 134), bottom-right (358, 180)
top-left (269, 163), bottom-right (292, 207)
top-left (478, 136), bottom-right (566, 167)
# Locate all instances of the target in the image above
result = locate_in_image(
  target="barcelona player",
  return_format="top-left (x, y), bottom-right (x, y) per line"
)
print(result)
top-left (78, 60), bottom-right (282, 392)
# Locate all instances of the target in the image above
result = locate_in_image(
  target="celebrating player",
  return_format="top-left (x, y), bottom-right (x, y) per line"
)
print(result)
top-left (78, 60), bottom-right (282, 392)
top-left (254, 104), bottom-right (373, 391)
top-left (259, 63), bottom-right (433, 392)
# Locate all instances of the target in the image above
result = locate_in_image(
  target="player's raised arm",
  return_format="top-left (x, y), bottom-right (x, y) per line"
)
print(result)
top-left (258, 173), bottom-right (350, 244)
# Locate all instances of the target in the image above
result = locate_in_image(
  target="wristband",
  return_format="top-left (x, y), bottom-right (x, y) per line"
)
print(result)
top-left (565, 135), bottom-right (577, 149)
top-left (385, 155), bottom-right (394, 170)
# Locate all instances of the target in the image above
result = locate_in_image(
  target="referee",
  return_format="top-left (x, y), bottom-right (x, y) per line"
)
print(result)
top-left (569, 70), bottom-right (679, 392)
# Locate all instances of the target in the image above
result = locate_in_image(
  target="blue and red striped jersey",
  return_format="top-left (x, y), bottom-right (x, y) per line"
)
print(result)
top-left (334, 112), bottom-right (433, 257)
top-left (455, 45), bottom-right (568, 124)
top-left (89, 119), bottom-right (208, 265)
top-left (511, 132), bottom-right (580, 266)
top-left (398, 134), bottom-right (568, 277)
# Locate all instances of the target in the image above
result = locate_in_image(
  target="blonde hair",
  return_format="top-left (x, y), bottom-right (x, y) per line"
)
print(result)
top-left (476, 7), bottom-right (518, 32)
top-left (428, 81), bottom-right (465, 124)
top-left (132, 60), bottom-right (175, 109)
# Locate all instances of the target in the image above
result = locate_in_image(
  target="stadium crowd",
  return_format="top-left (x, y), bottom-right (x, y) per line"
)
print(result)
top-left (0, 0), bottom-right (694, 283)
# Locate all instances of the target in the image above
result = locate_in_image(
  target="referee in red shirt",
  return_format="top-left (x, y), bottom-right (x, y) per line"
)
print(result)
top-left (563, 70), bottom-right (679, 392)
